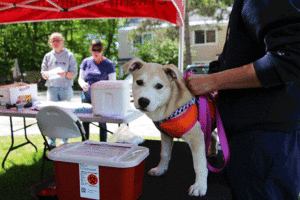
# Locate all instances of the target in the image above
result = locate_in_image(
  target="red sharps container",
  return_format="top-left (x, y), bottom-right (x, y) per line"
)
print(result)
top-left (47, 140), bottom-right (149, 200)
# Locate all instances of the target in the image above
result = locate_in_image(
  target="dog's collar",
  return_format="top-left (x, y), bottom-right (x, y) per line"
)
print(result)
top-left (154, 97), bottom-right (197, 124)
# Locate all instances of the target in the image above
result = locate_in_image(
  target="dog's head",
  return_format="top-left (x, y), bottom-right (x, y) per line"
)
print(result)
top-left (124, 58), bottom-right (183, 113)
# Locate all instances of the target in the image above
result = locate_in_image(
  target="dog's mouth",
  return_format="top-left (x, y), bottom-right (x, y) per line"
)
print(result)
top-left (137, 107), bottom-right (148, 112)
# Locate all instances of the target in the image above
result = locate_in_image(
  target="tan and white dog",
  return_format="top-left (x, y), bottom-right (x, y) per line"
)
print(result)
top-left (124, 58), bottom-right (215, 196)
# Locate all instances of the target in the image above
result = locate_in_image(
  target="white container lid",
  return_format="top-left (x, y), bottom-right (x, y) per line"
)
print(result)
top-left (47, 140), bottom-right (149, 168)
top-left (91, 80), bottom-right (129, 90)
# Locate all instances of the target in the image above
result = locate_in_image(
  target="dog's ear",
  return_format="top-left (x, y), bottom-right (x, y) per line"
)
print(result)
top-left (124, 57), bottom-right (145, 74)
top-left (163, 64), bottom-right (182, 81)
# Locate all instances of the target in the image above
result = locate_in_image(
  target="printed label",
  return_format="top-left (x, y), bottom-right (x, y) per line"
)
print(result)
top-left (19, 85), bottom-right (30, 91)
top-left (17, 94), bottom-right (31, 103)
top-left (79, 164), bottom-right (100, 199)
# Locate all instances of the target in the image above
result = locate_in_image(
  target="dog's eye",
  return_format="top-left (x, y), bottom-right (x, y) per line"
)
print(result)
top-left (136, 80), bottom-right (143, 86)
top-left (155, 83), bottom-right (163, 89)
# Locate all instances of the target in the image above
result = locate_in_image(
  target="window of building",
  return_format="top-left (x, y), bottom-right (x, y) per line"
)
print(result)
top-left (131, 32), bottom-right (153, 49)
top-left (194, 29), bottom-right (216, 45)
top-left (132, 35), bottom-right (142, 46)
top-left (142, 33), bottom-right (152, 43)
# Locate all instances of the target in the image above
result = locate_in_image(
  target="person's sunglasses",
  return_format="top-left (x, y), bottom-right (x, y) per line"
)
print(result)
top-left (92, 49), bottom-right (101, 53)
top-left (51, 39), bottom-right (62, 43)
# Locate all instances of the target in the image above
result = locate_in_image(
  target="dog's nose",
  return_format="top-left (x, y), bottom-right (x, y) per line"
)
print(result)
top-left (138, 97), bottom-right (150, 109)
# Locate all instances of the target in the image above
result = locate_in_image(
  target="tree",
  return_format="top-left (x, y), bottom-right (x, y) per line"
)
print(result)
top-left (128, 0), bottom-right (234, 68)
top-left (132, 29), bottom-right (180, 66)
top-left (184, 0), bottom-right (234, 66)
top-left (0, 19), bottom-right (125, 84)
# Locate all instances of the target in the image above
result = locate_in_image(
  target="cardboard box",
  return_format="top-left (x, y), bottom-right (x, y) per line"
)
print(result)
top-left (91, 80), bottom-right (131, 118)
top-left (0, 83), bottom-right (38, 105)
top-left (47, 141), bottom-right (149, 200)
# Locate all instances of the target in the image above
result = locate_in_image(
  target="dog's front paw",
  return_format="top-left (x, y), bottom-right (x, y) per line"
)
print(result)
top-left (188, 183), bottom-right (207, 196)
top-left (148, 167), bottom-right (167, 176)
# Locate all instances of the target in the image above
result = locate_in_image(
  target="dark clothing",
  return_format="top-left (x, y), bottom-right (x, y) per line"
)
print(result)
top-left (215, 0), bottom-right (300, 199)
top-left (80, 56), bottom-right (115, 86)
top-left (80, 56), bottom-right (116, 109)
top-left (81, 93), bottom-right (107, 141)
top-left (216, 0), bottom-right (300, 138)
top-left (82, 122), bottom-right (107, 141)
top-left (80, 57), bottom-right (115, 141)
top-left (226, 130), bottom-right (300, 200)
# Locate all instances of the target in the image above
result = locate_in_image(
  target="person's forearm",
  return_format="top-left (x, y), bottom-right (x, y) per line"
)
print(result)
top-left (185, 63), bottom-right (262, 96)
top-left (78, 69), bottom-right (89, 92)
top-left (78, 78), bottom-right (86, 86)
top-left (213, 63), bottom-right (262, 91)
top-left (41, 73), bottom-right (48, 80)
top-left (108, 72), bottom-right (116, 80)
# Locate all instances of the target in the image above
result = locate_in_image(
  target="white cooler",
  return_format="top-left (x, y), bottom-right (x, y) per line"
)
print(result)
top-left (91, 80), bottom-right (131, 118)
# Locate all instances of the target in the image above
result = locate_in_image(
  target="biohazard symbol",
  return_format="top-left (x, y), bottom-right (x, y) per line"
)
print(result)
top-left (87, 174), bottom-right (98, 185)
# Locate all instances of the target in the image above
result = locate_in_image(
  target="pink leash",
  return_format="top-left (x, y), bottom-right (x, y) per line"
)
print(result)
top-left (198, 95), bottom-right (230, 172)
top-left (184, 71), bottom-right (230, 172)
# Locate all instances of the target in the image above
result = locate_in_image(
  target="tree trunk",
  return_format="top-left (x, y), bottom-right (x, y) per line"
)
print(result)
top-left (104, 19), bottom-right (117, 58)
top-left (184, 7), bottom-right (192, 69)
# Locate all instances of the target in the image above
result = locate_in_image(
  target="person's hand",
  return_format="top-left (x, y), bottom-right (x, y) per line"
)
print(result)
top-left (81, 82), bottom-right (89, 92)
top-left (58, 71), bottom-right (67, 77)
top-left (66, 72), bottom-right (74, 79)
top-left (183, 74), bottom-right (216, 96)
top-left (41, 73), bottom-right (49, 80)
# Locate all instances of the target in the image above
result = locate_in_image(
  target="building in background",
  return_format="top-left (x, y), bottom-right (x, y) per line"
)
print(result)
top-left (117, 8), bottom-right (231, 77)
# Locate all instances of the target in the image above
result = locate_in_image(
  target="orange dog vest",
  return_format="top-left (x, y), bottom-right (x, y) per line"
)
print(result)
top-left (154, 97), bottom-right (216, 138)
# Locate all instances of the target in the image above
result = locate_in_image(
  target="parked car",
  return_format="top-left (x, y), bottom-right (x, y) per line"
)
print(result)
top-left (184, 64), bottom-right (209, 74)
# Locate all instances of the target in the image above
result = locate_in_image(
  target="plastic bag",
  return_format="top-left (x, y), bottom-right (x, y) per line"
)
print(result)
top-left (108, 124), bottom-right (145, 144)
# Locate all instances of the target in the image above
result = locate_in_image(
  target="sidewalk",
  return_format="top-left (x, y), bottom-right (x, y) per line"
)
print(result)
top-left (0, 91), bottom-right (160, 139)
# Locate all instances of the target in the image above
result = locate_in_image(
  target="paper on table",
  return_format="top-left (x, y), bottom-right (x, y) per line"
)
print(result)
top-left (32, 101), bottom-right (93, 113)
top-left (44, 67), bottom-right (64, 80)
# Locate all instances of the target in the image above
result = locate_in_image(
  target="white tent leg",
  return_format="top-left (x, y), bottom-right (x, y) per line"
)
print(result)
top-left (178, 25), bottom-right (184, 73)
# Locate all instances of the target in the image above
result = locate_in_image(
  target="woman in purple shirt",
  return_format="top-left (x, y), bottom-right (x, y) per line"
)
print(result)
top-left (78, 39), bottom-right (116, 141)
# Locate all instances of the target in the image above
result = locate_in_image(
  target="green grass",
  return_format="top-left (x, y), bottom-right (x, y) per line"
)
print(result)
top-left (0, 133), bottom-right (158, 200)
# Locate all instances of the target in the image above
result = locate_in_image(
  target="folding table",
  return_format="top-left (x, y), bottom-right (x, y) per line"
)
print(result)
top-left (0, 106), bottom-right (143, 168)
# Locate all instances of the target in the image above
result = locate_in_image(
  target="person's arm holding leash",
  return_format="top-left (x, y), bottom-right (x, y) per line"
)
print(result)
top-left (186, 7), bottom-right (300, 97)
top-left (184, 63), bottom-right (262, 96)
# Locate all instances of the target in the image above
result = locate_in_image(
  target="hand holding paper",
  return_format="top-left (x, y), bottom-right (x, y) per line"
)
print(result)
top-left (58, 71), bottom-right (67, 77)
top-left (44, 67), bottom-right (64, 80)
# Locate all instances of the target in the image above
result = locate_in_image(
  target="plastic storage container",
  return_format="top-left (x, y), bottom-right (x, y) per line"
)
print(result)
top-left (47, 140), bottom-right (149, 200)
top-left (0, 83), bottom-right (38, 105)
top-left (91, 80), bottom-right (130, 118)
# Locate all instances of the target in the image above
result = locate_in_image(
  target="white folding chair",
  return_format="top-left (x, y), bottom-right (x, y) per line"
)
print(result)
top-left (36, 106), bottom-right (86, 179)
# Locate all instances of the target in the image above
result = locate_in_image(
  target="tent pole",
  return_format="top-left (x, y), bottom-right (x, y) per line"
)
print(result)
top-left (178, 25), bottom-right (184, 73)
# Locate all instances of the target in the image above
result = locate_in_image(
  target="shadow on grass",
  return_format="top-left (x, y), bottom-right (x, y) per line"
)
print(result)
top-left (0, 133), bottom-right (111, 200)
top-left (0, 131), bottom-right (120, 200)
top-left (0, 150), bottom-right (55, 200)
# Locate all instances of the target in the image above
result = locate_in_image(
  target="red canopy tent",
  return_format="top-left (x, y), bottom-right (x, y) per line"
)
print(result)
top-left (0, 0), bottom-right (185, 71)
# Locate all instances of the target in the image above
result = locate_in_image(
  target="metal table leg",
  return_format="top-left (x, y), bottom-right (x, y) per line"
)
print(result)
top-left (2, 117), bottom-right (38, 168)
top-left (90, 123), bottom-right (129, 142)
top-left (90, 122), bottom-right (114, 142)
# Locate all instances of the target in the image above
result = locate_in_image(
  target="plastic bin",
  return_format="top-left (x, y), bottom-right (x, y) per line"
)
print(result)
top-left (47, 141), bottom-right (149, 200)
top-left (0, 83), bottom-right (38, 105)
top-left (91, 80), bottom-right (131, 118)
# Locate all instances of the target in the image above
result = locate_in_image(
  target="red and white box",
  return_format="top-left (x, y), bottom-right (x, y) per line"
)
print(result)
top-left (47, 140), bottom-right (149, 200)
top-left (0, 83), bottom-right (38, 105)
